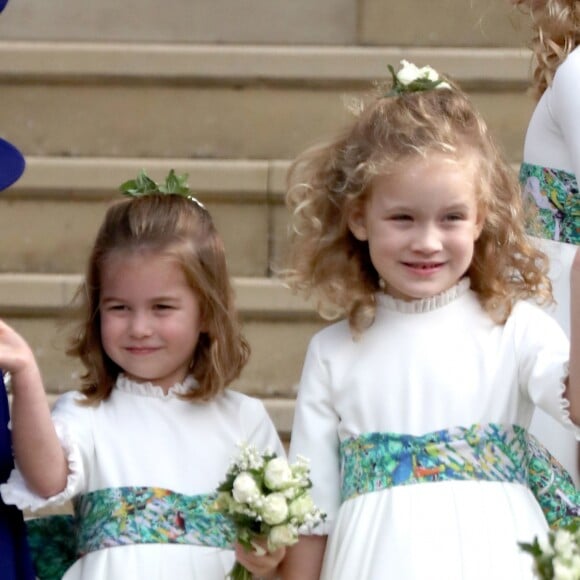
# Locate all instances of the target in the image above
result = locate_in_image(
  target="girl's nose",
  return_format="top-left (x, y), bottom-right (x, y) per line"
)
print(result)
top-left (411, 225), bottom-right (443, 253)
top-left (128, 312), bottom-right (153, 337)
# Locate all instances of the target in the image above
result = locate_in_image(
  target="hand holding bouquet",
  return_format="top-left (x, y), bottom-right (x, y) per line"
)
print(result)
top-left (211, 443), bottom-right (326, 580)
top-left (519, 522), bottom-right (580, 580)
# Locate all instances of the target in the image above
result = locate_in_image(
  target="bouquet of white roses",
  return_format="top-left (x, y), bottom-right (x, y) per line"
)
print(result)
top-left (211, 443), bottom-right (326, 580)
top-left (519, 523), bottom-right (580, 580)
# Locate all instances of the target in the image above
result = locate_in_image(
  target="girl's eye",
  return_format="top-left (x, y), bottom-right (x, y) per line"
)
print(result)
top-left (390, 214), bottom-right (413, 221)
top-left (154, 304), bottom-right (174, 310)
top-left (445, 213), bottom-right (465, 222)
top-left (107, 304), bottom-right (127, 311)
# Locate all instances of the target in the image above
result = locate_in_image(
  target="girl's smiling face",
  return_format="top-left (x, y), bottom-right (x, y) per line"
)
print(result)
top-left (348, 155), bottom-right (485, 301)
top-left (99, 250), bottom-right (204, 393)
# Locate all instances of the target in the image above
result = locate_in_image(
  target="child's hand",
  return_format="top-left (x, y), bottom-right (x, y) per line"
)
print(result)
top-left (0, 319), bottom-right (37, 376)
top-left (234, 541), bottom-right (286, 579)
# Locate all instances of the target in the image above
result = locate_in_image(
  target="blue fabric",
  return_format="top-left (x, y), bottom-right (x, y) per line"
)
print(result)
top-left (0, 138), bottom-right (25, 191)
top-left (0, 373), bottom-right (35, 579)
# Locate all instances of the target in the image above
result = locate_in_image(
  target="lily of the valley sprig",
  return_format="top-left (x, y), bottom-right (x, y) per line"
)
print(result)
top-left (386, 60), bottom-right (451, 97)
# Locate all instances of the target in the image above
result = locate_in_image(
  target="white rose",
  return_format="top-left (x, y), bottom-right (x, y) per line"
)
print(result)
top-left (289, 494), bottom-right (315, 520)
top-left (554, 530), bottom-right (575, 561)
top-left (264, 457), bottom-right (293, 490)
top-left (416, 65), bottom-right (439, 82)
top-left (261, 493), bottom-right (289, 525)
top-left (396, 60), bottom-right (451, 91)
top-left (553, 558), bottom-right (575, 580)
top-left (268, 524), bottom-right (298, 549)
top-left (232, 472), bottom-right (260, 504)
top-left (396, 60), bottom-right (421, 85)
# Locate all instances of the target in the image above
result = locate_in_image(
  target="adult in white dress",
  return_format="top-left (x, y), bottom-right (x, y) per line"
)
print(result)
top-left (511, 0), bottom-right (580, 484)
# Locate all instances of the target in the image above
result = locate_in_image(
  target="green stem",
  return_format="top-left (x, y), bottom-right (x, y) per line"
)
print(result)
top-left (227, 561), bottom-right (254, 580)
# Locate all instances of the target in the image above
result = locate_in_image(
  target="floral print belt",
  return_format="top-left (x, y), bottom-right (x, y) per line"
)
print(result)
top-left (340, 423), bottom-right (579, 529)
top-left (74, 486), bottom-right (235, 553)
top-left (519, 162), bottom-right (579, 245)
top-left (26, 487), bottom-right (235, 580)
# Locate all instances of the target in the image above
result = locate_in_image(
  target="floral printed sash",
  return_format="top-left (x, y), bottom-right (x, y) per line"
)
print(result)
top-left (519, 162), bottom-right (579, 245)
top-left (74, 486), bottom-right (235, 554)
top-left (26, 487), bottom-right (235, 580)
top-left (340, 423), bottom-right (579, 529)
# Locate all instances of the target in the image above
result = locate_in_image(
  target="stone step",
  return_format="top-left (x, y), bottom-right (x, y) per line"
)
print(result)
top-left (0, 273), bottom-right (327, 401)
top-left (0, 150), bottom-right (525, 278)
top-left (1, 157), bottom-right (290, 277)
top-left (0, 43), bottom-right (535, 162)
top-left (0, 0), bottom-right (529, 47)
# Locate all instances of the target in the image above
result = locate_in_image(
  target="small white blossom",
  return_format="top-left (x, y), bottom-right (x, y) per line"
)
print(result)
top-left (233, 443), bottom-right (265, 471)
top-left (232, 472), bottom-right (260, 504)
top-left (289, 494), bottom-right (315, 520)
top-left (395, 60), bottom-right (451, 91)
top-left (262, 493), bottom-right (289, 525)
top-left (264, 457), bottom-right (294, 490)
top-left (554, 558), bottom-right (577, 580)
top-left (396, 60), bottom-right (422, 85)
top-left (555, 530), bottom-right (576, 561)
top-left (268, 524), bottom-right (298, 549)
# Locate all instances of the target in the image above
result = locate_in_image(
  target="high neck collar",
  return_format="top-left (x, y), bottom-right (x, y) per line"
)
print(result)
top-left (377, 278), bottom-right (471, 314)
top-left (115, 374), bottom-right (198, 399)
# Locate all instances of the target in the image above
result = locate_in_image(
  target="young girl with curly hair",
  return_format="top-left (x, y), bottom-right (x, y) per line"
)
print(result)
top-left (510, 0), bottom-right (580, 484)
top-left (280, 61), bottom-right (580, 580)
top-left (0, 174), bottom-right (285, 579)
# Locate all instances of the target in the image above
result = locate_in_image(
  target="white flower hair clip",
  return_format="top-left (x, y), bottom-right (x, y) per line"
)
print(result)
top-left (386, 60), bottom-right (451, 97)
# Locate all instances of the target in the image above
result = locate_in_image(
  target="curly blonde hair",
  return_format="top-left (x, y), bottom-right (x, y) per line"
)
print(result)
top-left (516, 0), bottom-right (580, 99)
top-left (69, 194), bottom-right (250, 404)
top-left (284, 83), bottom-right (552, 335)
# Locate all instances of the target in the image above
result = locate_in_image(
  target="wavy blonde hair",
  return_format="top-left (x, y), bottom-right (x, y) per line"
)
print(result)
top-left (284, 84), bottom-right (552, 335)
top-left (516, 0), bottom-right (580, 99)
top-left (69, 194), bottom-right (250, 404)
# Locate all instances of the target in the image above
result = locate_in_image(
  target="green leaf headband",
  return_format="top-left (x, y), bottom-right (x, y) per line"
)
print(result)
top-left (386, 60), bottom-right (451, 97)
top-left (119, 169), bottom-right (206, 210)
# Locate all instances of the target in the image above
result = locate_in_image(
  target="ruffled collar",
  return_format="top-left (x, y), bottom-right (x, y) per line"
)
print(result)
top-left (115, 374), bottom-right (198, 399)
top-left (377, 278), bottom-right (471, 314)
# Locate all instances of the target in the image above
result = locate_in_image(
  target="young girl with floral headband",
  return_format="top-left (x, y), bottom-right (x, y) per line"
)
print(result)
top-left (0, 171), bottom-right (285, 579)
top-left (509, 0), bottom-right (580, 484)
top-left (279, 61), bottom-right (580, 580)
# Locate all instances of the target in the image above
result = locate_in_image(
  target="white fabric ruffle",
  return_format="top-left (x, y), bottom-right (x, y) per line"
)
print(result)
top-left (0, 419), bottom-right (84, 512)
top-left (553, 362), bottom-right (580, 440)
top-left (115, 374), bottom-right (198, 399)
